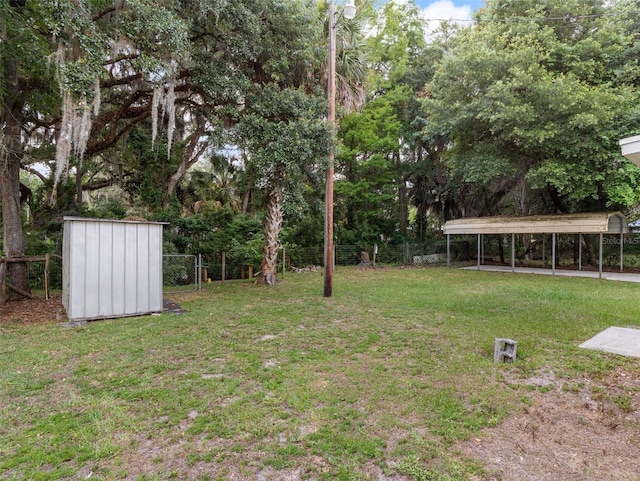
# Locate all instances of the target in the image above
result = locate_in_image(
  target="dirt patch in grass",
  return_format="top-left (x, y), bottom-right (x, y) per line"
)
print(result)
top-left (0, 296), bottom-right (64, 324)
top-left (458, 368), bottom-right (640, 481)
top-left (104, 369), bottom-right (640, 481)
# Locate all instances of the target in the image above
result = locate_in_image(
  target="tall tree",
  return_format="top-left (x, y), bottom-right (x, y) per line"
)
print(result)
top-left (337, 0), bottom-right (452, 242)
top-left (238, 86), bottom-right (330, 285)
top-left (188, 155), bottom-right (243, 215)
top-left (235, 0), bottom-right (367, 285)
top-left (337, 89), bottom-right (406, 244)
top-left (424, 0), bottom-right (640, 216)
top-left (1, 0), bottom-right (311, 296)
top-left (1, 0), bottom-right (192, 297)
top-left (1, 0), bottom-right (58, 298)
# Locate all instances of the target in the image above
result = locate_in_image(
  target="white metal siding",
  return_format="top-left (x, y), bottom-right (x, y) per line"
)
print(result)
top-left (620, 135), bottom-right (640, 167)
top-left (63, 217), bottom-right (164, 321)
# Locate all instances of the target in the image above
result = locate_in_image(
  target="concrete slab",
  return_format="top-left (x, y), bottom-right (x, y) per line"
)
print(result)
top-left (579, 327), bottom-right (640, 358)
top-left (460, 265), bottom-right (640, 283)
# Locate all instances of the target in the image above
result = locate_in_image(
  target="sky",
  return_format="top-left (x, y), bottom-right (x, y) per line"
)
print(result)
top-left (415, 0), bottom-right (485, 14)
top-left (412, 0), bottom-right (485, 26)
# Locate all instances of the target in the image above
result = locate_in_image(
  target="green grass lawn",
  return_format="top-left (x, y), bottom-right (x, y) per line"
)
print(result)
top-left (1, 267), bottom-right (639, 480)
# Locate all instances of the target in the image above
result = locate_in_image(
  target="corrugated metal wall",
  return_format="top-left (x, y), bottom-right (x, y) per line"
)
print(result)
top-left (62, 217), bottom-right (164, 321)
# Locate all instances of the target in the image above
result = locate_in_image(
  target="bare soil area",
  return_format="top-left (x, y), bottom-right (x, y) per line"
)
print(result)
top-left (0, 296), bottom-right (65, 324)
top-left (460, 369), bottom-right (640, 481)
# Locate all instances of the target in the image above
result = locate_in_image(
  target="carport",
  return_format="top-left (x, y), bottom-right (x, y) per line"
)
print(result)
top-left (443, 212), bottom-right (629, 278)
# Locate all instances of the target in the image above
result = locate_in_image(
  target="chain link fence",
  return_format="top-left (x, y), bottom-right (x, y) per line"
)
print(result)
top-left (163, 254), bottom-right (200, 293)
top-left (8, 233), bottom-right (640, 300)
top-left (198, 242), bottom-right (454, 283)
top-left (198, 234), bottom-right (640, 282)
top-left (2, 253), bottom-right (201, 301)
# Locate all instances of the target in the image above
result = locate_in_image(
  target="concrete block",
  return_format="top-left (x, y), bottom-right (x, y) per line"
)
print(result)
top-left (494, 338), bottom-right (517, 363)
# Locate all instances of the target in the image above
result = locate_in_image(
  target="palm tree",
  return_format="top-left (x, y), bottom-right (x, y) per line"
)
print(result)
top-left (248, 0), bottom-right (367, 284)
top-left (332, 6), bottom-right (368, 114)
top-left (188, 155), bottom-right (242, 214)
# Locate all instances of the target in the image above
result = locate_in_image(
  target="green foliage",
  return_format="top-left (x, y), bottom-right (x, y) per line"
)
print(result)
top-left (367, 0), bottom-right (427, 90)
top-left (424, 0), bottom-right (640, 214)
top-left (85, 196), bottom-right (128, 220)
top-left (236, 84), bottom-right (330, 276)
top-left (119, 125), bottom-right (172, 209)
top-left (237, 85), bottom-right (330, 190)
top-left (153, 206), bottom-right (264, 267)
top-left (185, 155), bottom-right (243, 214)
top-left (227, 233), bottom-right (265, 267)
top-left (1, 1), bottom-right (59, 104)
top-left (9, 0), bottom-right (640, 274)
top-left (336, 86), bottom-right (410, 244)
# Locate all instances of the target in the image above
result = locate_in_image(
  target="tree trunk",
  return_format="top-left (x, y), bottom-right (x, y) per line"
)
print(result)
top-left (75, 159), bottom-right (84, 208)
top-left (256, 186), bottom-right (283, 285)
top-left (241, 189), bottom-right (251, 215)
top-left (1, 102), bottom-right (29, 300)
top-left (1, 12), bottom-right (29, 300)
top-left (162, 126), bottom-right (206, 208)
top-left (394, 151), bottom-right (408, 237)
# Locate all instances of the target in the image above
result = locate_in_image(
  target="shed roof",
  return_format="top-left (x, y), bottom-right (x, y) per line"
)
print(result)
top-left (443, 212), bottom-right (628, 235)
top-left (63, 216), bottom-right (168, 225)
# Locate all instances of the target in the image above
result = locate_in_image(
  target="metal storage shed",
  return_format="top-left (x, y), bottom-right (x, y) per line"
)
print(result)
top-left (443, 212), bottom-right (628, 277)
top-left (62, 217), bottom-right (165, 321)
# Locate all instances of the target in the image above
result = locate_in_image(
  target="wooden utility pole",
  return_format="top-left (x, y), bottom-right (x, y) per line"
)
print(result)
top-left (324, 3), bottom-right (337, 297)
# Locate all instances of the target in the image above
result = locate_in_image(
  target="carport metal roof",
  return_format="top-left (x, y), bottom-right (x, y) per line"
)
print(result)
top-left (443, 212), bottom-right (628, 235)
top-left (443, 212), bottom-right (629, 278)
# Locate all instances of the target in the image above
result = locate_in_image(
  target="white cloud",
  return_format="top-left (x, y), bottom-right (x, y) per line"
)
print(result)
top-left (382, 0), bottom-right (474, 40)
top-left (419, 1), bottom-right (473, 36)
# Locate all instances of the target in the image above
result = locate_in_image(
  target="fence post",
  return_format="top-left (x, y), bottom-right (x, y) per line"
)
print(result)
top-left (198, 254), bottom-right (202, 290)
top-left (221, 251), bottom-right (226, 285)
top-left (511, 233), bottom-right (515, 273)
top-left (552, 233), bottom-right (556, 275)
top-left (577, 233), bottom-right (582, 271)
top-left (0, 258), bottom-right (6, 304)
top-left (373, 244), bottom-right (377, 268)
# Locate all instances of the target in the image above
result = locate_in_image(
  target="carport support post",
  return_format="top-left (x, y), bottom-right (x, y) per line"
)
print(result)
top-left (542, 235), bottom-right (546, 268)
top-left (620, 232), bottom-right (624, 273)
top-left (579, 233), bottom-right (582, 271)
top-left (599, 233), bottom-right (603, 279)
top-left (552, 233), bottom-right (556, 275)
top-left (447, 234), bottom-right (451, 267)
top-left (511, 233), bottom-right (515, 272)
top-left (477, 234), bottom-right (481, 270)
